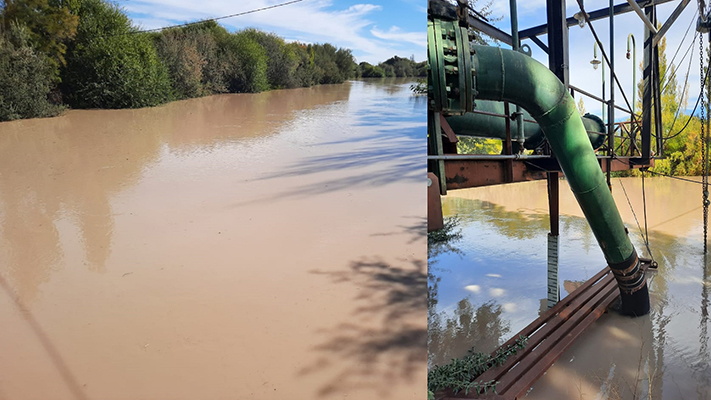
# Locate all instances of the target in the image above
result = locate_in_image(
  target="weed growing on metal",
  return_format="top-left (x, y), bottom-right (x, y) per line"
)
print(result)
top-left (427, 335), bottom-right (529, 397)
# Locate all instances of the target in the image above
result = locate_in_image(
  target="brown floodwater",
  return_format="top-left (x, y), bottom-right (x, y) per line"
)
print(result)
top-left (429, 177), bottom-right (711, 399)
top-left (0, 79), bottom-right (427, 399)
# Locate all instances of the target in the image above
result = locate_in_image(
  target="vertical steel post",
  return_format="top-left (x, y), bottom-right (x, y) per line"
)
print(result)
top-left (510, 0), bottom-right (525, 148)
top-left (429, 110), bottom-right (447, 194)
top-left (545, 0), bottom-right (567, 308)
top-left (607, 0), bottom-right (615, 191)
top-left (641, 4), bottom-right (654, 160)
top-left (504, 102), bottom-right (514, 182)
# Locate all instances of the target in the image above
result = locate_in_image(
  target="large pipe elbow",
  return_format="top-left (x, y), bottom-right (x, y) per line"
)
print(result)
top-left (471, 45), bottom-right (649, 316)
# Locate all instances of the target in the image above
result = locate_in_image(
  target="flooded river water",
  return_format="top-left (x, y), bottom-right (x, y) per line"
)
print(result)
top-left (430, 177), bottom-right (711, 399)
top-left (0, 79), bottom-right (427, 399)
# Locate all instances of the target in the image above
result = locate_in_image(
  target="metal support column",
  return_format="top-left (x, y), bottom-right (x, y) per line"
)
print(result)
top-left (429, 110), bottom-right (447, 194)
top-left (607, 0), bottom-right (615, 191)
top-left (545, 0), bottom-right (567, 308)
top-left (641, 4), bottom-right (654, 160)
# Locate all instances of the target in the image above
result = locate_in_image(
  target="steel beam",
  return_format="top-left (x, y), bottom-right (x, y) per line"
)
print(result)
top-left (653, 0), bottom-right (691, 47)
top-left (469, 15), bottom-right (513, 45)
top-left (625, 0), bottom-right (658, 33)
top-left (441, 157), bottom-right (653, 189)
top-left (519, 0), bottom-right (675, 39)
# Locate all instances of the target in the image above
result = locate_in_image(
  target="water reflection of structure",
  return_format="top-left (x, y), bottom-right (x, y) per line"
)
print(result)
top-left (433, 180), bottom-right (711, 398)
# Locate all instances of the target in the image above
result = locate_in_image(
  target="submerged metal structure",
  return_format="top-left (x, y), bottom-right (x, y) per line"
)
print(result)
top-left (427, 0), bottom-right (688, 317)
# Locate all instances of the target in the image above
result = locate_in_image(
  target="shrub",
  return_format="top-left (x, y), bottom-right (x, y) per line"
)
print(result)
top-left (222, 31), bottom-right (269, 93)
top-left (61, 0), bottom-right (172, 108)
top-left (0, 23), bottom-right (61, 121)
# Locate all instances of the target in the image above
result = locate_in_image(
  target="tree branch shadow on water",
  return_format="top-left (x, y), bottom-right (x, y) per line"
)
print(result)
top-left (0, 275), bottom-right (89, 400)
top-left (299, 255), bottom-right (427, 397)
top-left (370, 216), bottom-right (427, 244)
top-left (232, 134), bottom-right (426, 208)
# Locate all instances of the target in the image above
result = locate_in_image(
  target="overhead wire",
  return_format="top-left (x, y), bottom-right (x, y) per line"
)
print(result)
top-left (100, 0), bottom-right (306, 36)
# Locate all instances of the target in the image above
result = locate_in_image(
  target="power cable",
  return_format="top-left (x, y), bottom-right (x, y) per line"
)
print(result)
top-left (103, 0), bottom-right (306, 36)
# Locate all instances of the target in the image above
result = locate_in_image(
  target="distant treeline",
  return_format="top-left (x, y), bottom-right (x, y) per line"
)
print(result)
top-left (0, 0), bottom-right (419, 122)
top-left (357, 56), bottom-right (427, 78)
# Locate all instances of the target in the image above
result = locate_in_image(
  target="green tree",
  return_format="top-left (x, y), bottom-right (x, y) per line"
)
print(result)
top-left (0, 21), bottom-right (61, 120)
top-left (61, 0), bottom-right (172, 108)
top-left (1, 0), bottom-right (79, 72)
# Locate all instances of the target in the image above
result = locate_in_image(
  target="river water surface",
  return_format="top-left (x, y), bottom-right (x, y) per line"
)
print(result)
top-left (0, 79), bottom-right (427, 399)
top-left (430, 177), bottom-right (711, 399)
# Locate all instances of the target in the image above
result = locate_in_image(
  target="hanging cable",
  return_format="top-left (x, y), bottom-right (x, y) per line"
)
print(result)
top-left (661, 10), bottom-right (698, 90)
top-left (663, 38), bottom-right (696, 146)
top-left (618, 177), bottom-right (654, 259)
top-left (700, 31), bottom-right (709, 253)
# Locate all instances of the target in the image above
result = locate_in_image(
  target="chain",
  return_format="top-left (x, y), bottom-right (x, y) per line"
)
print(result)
top-left (701, 32), bottom-right (709, 253)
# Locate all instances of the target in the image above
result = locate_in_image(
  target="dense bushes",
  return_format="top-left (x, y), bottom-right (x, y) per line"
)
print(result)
top-left (0, 23), bottom-right (61, 121)
top-left (358, 56), bottom-right (426, 78)
top-left (61, 0), bottom-right (172, 108)
top-left (0, 0), bottom-right (418, 121)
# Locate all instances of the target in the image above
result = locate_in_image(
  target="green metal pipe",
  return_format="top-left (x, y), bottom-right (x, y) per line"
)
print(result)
top-left (472, 44), bottom-right (649, 316)
top-left (445, 101), bottom-right (607, 151)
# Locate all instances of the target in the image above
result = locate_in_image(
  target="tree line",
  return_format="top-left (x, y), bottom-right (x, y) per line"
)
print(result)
top-left (0, 0), bottom-right (419, 122)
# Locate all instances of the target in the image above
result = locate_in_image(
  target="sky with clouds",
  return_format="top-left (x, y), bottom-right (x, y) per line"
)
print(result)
top-left (116, 0), bottom-right (426, 64)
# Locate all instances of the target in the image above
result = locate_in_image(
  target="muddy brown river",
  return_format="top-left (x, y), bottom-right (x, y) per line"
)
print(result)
top-left (0, 80), bottom-right (427, 400)
top-left (430, 177), bottom-right (711, 399)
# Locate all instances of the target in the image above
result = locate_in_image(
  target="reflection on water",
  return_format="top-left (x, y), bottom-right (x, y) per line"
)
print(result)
top-left (0, 84), bottom-right (352, 302)
top-left (429, 178), bottom-right (711, 399)
top-left (0, 78), bottom-right (426, 400)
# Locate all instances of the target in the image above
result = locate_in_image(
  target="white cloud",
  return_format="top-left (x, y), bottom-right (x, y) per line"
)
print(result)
top-left (464, 284), bottom-right (481, 293)
top-left (490, 288), bottom-right (505, 297)
top-left (371, 26), bottom-right (425, 47)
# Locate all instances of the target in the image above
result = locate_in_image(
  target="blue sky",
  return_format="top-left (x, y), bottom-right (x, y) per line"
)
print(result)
top-left (116, 0), bottom-right (426, 64)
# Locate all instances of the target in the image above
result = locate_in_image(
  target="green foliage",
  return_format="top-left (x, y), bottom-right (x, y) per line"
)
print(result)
top-left (310, 43), bottom-right (355, 84)
top-left (222, 30), bottom-right (269, 93)
top-left (427, 335), bottom-right (528, 396)
top-left (241, 28), bottom-right (298, 89)
top-left (1, 0), bottom-right (79, 73)
top-left (359, 61), bottom-right (385, 78)
top-left (0, 22), bottom-right (62, 120)
top-left (377, 55), bottom-right (425, 77)
top-left (457, 136), bottom-right (502, 154)
top-left (61, 0), bottom-right (172, 108)
top-left (0, 0), bottom-right (385, 120)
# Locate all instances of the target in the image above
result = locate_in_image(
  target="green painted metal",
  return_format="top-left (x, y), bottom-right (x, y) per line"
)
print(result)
top-left (427, 14), bottom-right (649, 315)
top-left (445, 101), bottom-right (607, 151)
top-left (473, 44), bottom-right (634, 264)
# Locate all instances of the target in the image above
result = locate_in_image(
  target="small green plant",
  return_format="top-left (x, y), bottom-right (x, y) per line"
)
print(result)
top-left (427, 335), bottom-right (528, 397)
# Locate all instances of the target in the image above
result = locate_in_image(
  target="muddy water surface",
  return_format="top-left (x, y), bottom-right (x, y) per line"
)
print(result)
top-left (0, 79), bottom-right (427, 400)
top-left (430, 177), bottom-right (711, 399)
